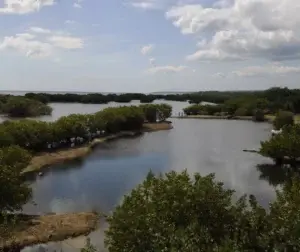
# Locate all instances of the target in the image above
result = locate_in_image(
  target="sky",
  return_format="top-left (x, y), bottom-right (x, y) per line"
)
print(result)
top-left (0, 0), bottom-right (300, 92)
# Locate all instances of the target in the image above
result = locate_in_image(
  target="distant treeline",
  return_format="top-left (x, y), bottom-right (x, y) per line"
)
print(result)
top-left (183, 87), bottom-right (300, 116)
top-left (20, 87), bottom-right (300, 111)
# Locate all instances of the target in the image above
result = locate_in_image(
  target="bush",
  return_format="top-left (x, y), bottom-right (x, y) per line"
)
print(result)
top-left (273, 111), bottom-right (294, 130)
top-left (260, 124), bottom-right (300, 164)
top-left (0, 96), bottom-right (52, 117)
top-left (253, 109), bottom-right (265, 122)
top-left (234, 107), bottom-right (248, 117)
top-left (105, 170), bottom-right (300, 251)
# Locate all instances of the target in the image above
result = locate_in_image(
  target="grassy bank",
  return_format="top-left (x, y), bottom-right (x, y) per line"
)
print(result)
top-left (22, 122), bottom-right (172, 174)
top-left (0, 212), bottom-right (99, 251)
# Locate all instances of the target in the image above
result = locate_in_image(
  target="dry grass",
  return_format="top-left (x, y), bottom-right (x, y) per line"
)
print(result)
top-left (0, 212), bottom-right (99, 251)
top-left (22, 147), bottom-right (91, 174)
top-left (143, 122), bottom-right (173, 131)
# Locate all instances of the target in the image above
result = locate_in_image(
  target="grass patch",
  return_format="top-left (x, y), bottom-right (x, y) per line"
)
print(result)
top-left (0, 212), bottom-right (99, 251)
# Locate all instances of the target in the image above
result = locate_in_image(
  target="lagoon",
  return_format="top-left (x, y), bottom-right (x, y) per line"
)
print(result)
top-left (21, 101), bottom-right (275, 251)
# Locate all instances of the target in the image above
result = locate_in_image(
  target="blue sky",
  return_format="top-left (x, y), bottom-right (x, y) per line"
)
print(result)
top-left (0, 0), bottom-right (300, 92)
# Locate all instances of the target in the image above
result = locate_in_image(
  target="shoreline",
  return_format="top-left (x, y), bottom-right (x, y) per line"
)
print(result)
top-left (171, 114), bottom-right (300, 124)
top-left (0, 212), bottom-right (99, 251)
top-left (22, 122), bottom-right (173, 174)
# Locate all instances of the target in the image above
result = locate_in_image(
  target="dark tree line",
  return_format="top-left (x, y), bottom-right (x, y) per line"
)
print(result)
top-left (0, 96), bottom-right (52, 117)
top-left (20, 88), bottom-right (300, 114)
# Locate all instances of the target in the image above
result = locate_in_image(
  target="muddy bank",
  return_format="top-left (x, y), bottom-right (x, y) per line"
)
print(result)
top-left (22, 122), bottom-right (172, 174)
top-left (0, 212), bottom-right (99, 251)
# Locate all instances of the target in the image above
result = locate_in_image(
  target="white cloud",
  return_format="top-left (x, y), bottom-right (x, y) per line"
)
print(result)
top-left (73, 2), bottom-right (82, 8)
top-left (29, 27), bottom-right (51, 34)
top-left (149, 57), bottom-right (156, 66)
top-left (0, 33), bottom-right (52, 58)
top-left (48, 36), bottom-right (84, 49)
top-left (141, 44), bottom-right (154, 55)
top-left (0, 0), bottom-right (55, 14)
top-left (65, 20), bottom-right (76, 25)
top-left (146, 65), bottom-right (187, 74)
top-left (0, 28), bottom-right (84, 59)
top-left (233, 63), bottom-right (300, 77)
top-left (166, 0), bottom-right (300, 61)
top-left (128, 0), bottom-right (198, 10)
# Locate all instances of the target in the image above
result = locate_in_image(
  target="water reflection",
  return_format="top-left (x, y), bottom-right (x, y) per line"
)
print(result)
top-left (19, 118), bottom-right (277, 252)
top-left (257, 163), bottom-right (300, 186)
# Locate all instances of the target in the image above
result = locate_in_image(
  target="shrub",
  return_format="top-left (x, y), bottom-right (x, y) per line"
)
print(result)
top-left (273, 111), bottom-right (294, 130)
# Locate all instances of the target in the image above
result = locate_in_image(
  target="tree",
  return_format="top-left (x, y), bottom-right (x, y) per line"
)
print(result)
top-left (0, 96), bottom-right (52, 117)
top-left (252, 109), bottom-right (265, 122)
top-left (105, 171), bottom-right (270, 252)
top-left (273, 111), bottom-right (294, 130)
top-left (0, 146), bottom-right (32, 213)
top-left (260, 124), bottom-right (300, 164)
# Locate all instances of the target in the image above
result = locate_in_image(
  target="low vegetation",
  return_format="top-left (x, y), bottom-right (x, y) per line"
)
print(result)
top-left (106, 170), bottom-right (300, 251)
top-left (0, 104), bottom-right (172, 152)
top-left (260, 124), bottom-right (300, 165)
top-left (0, 96), bottom-right (52, 117)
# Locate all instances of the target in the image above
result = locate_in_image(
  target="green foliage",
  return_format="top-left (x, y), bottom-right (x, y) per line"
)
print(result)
top-left (273, 110), bottom-right (294, 130)
top-left (0, 146), bottom-right (32, 213)
top-left (0, 146), bottom-right (32, 171)
top-left (183, 104), bottom-right (223, 116)
top-left (0, 105), bottom-right (168, 152)
top-left (0, 96), bottom-right (52, 117)
top-left (105, 170), bottom-right (300, 252)
top-left (260, 124), bottom-right (300, 163)
top-left (105, 171), bottom-right (271, 252)
top-left (252, 109), bottom-right (265, 122)
top-left (140, 104), bottom-right (172, 122)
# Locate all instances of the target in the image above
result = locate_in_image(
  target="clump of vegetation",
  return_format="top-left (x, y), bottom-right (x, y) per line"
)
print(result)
top-left (252, 109), bottom-right (265, 122)
top-left (260, 124), bottom-right (300, 164)
top-left (183, 104), bottom-right (223, 116)
top-left (0, 104), bottom-right (172, 152)
top-left (273, 110), bottom-right (294, 130)
top-left (0, 146), bottom-right (32, 213)
top-left (0, 96), bottom-right (52, 117)
top-left (105, 170), bottom-right (300, 251)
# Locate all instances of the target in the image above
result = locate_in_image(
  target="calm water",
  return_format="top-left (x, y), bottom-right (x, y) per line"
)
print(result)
top-left (0, 100), bottom-right (189, 123)
top-left (2, 101), bottom-right (274, 251)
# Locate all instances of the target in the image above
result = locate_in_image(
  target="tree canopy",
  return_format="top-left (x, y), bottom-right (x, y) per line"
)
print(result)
top-left (105, 170), bottom-right (300, 252)
top-left (0, 96), bottom-right (52, 117)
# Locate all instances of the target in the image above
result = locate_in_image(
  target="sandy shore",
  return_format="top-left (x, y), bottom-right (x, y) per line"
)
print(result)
top-left (0, 212), bottom-right (99, 251)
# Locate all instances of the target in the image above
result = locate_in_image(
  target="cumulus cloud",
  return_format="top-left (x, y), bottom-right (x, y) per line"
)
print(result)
top-left (141, 44), bottom-right (154, 55)
top-left (47, 36), bottom-right (84, 49)
top-left (0, 27), bottom-right (84, 59)
top-left (146, 65), bottom-right (187, 74)
top-left (233, 63), bottom-right (300, 77)
top-left (0, 0), bottom-right (55, 14)
top-left (73, 0), bottom-right (83, 8)
top-left (0, 33), bottom-right (52, 58)
top-left (166, 0), bottom-right (300, 61)
top-left (29, 27), bottom-right (51, 34)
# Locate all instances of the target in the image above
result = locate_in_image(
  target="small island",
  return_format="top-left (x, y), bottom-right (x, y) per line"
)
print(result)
top-left (0, 96), bottom-right (52, 118)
